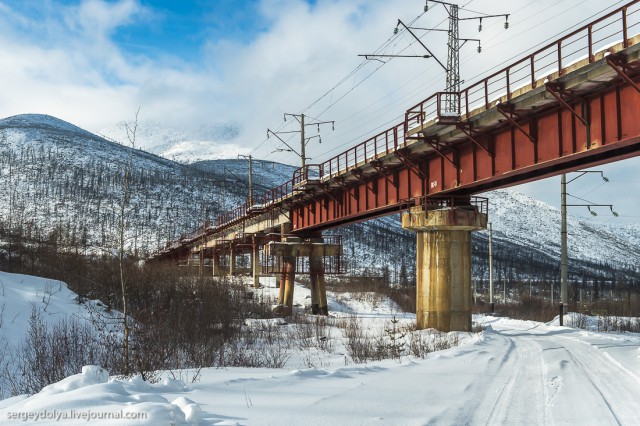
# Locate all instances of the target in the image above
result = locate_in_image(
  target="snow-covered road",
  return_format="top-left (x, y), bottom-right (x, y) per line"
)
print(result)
top-left (426, 318), bottom-right (640, 425)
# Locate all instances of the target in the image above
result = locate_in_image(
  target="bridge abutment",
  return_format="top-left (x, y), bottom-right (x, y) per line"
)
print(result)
top-left (402, 204), bottom-right (487, 332)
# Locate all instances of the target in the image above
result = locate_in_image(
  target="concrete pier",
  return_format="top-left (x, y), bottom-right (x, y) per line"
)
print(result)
top-left (281, 248), bottom-right (296, 316)
top-left (402, 206), bottom-right (487, 331)
top-left (252, 237), bottom-right (261, 289)
top-left (309, 254), bottom-right (328, 315)
top-left (229, 244), bottom-right (236, 276)
top-left (266, 231), bottom-right (341, 317)
top-left (212, 253), bottom-right (221, 277)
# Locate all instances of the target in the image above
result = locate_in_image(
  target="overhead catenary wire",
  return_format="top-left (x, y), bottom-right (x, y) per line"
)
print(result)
top-left (252, 0), bottom-right (630, 168)
top-left (312, 0), bottom-right (627, 163)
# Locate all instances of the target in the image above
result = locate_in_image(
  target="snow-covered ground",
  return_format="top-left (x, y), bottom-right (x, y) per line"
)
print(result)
top-left (2, 271), bottom-right (640, 425)
top-left (0, 271), bottom-right (116, 352)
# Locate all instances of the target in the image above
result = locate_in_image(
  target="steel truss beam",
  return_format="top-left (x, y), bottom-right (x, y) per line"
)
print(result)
top-left (350, 169), bottom-right (376, 195)
top-left (394, 147), bottom-right (430, 177)
top-left (419, 137), bottom-right (459, 169)
top-left (334, 176), bottom-right (358, 202)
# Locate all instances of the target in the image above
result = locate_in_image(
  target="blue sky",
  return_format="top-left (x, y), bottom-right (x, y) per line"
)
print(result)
top-left (2, 0), bottom-right (270, 61)
top-left (0, 0), bottom-right (637, 223)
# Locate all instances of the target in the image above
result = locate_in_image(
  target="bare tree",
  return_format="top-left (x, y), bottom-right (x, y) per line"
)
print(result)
top-left (119, 108), bottom-right (140, 375)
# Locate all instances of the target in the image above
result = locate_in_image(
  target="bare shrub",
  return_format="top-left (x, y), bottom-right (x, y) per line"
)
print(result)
top-left (338, 315), bottom-right (377, 363)
top-left (1, 305), bottom-right (117, 397)
top-left (288, 314), bottom-right (334, 353)
top-left (567, 313), bottom-right (588, 329)
top-left (597, 316), bottom-right (640, 333)
top-left (408, 329), bottom-right (459, 359)
top-left (495, 295), bottom-right (558, 322)
top-left (217, 325), bottom-right (291, 368)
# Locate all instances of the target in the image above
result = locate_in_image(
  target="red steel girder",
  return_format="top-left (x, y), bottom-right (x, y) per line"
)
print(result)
top-left (419, 138), bottom-right (459, 170)
top-left (334, 176), bottom-right (358, 202)
top-left (370, 159), bottom-right (399, 188)
top-left (314, 183), bottom-right (341, 204)
top-left (351, 169), bottom-right (376, 195)
top-left (496, 103), bottom-right (537, 143)
top-left (545, 82), bottom-right (589, 127)
top-left (455, 123), bottom-right (494, 157)
top-left (606, 53), bottom-right (640, 93)
top-left (394, 147), bottom-right (430, 178)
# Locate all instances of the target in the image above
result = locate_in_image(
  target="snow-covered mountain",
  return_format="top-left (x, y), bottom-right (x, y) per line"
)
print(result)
top-left (98, 120), bottom-right (248, 164)
top-left (485, 189), bottom-right (640, 271)
top-left (0, 114), bottom-right (637, 281)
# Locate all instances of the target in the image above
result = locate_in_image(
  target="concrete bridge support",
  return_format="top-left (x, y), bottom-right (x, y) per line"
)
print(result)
top-left (228, 245), bottom-right (236, 276)
top-left (281, 248), bottom-right (296, 316)
top-left (212, 253), bottom-right (221, 277)
top-left (252, 237), bottom-right (261, 289)
top-left (309, 247), bottom-right (328, 315)
top-left (402, 206), bottom-right (487, 332)
top-left (267, 230), bottom-right (340, 317)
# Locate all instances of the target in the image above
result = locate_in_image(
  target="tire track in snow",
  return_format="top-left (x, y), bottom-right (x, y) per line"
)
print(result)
top-left (555, 334), bottom-right (640, 425)
top-left (480, 335), bottom-right (548, 426)
top-left (562, 349), bottom-right (622, 425)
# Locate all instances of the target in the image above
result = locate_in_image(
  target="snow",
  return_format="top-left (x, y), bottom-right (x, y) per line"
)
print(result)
top-left (98, 120), bottom-right (249, 164)
top-left (0, 271), bottom-right (116, 351)
top-left (3, 272), bottom-right (640, 425)
top-left (483, 188), bottom-right (640, 268)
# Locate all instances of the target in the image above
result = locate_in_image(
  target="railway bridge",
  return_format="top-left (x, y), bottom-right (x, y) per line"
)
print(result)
top-left (152, 2), bottom-right (640, 331)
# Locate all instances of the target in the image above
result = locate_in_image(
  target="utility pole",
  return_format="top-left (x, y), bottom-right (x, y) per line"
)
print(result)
top-left (488, 222), bottom-right (494, 312)
top-left (238, 154), bottom-right (254, 205)
top-left (300, 114), bottom-right (306, 169)
top-left (561, 174), bottom-right (568, 313)
top-left (561, 170), bottom-right (615, 314)
top-left (268, 114), bottom-right (334, 169)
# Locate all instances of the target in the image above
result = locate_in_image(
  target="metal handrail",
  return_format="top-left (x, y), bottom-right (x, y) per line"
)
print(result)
top-left (409, 1), bottom-right (640, 127)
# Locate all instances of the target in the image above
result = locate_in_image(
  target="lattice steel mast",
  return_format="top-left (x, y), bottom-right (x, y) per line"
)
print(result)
top-left (361, 1), bottom-right (509, 115)
top-left (445, 2), bottom-right (460, 113)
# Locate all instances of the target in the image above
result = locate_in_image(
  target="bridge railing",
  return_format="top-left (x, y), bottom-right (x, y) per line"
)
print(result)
top-left (407, 0), bottom-right (640, 129)
top-left (215, 200), bottom-right (250, 227)
top-left (416, 196), bottom-right (489, 216)
top-left (317, 122), bottom-right (406, 180)
top-left (292, 165), bottom-right (322, 187)
top-left (260, 177), bottom-right (294, 205)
